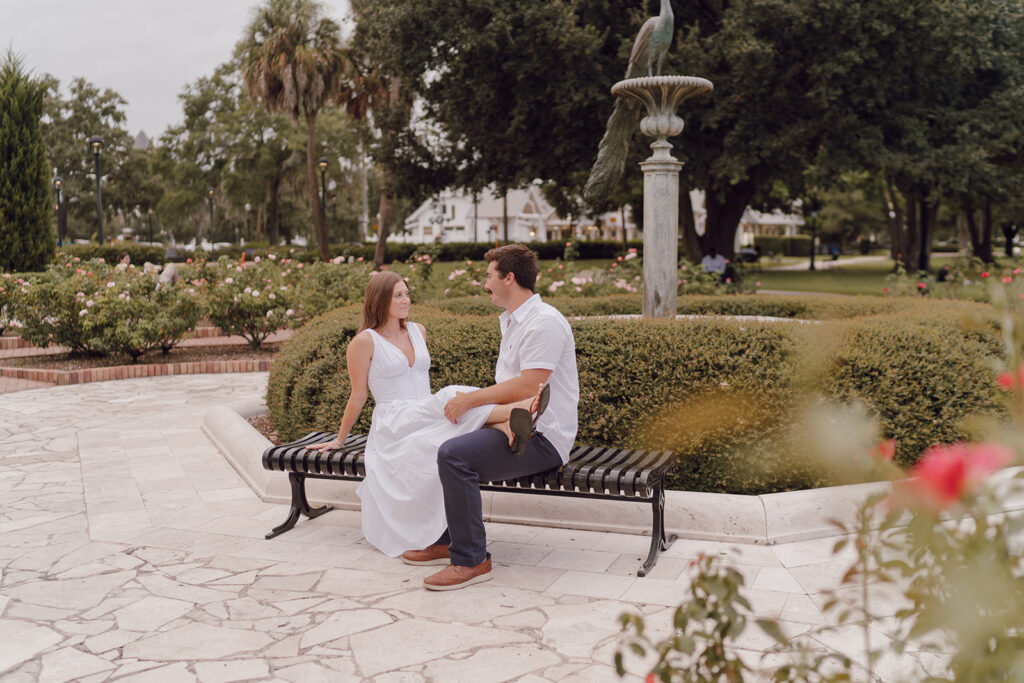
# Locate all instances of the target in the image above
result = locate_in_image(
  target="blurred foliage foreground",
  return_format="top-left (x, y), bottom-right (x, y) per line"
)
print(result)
top-left (267, 294), bottom-right (1008, 495)
top-left (615, 285), bottom-right (1024, 682)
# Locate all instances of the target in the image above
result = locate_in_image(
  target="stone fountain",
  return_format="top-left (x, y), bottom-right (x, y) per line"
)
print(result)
top-left (612, 75), bottom-right (713, 318)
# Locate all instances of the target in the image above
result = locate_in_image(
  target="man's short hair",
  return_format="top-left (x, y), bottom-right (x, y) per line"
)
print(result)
top-left (484, 244), bottom-right (538, 291)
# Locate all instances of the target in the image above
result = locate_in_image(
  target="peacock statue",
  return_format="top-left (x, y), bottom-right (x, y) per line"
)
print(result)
top-left (583, 0), bottom-right (675, 208)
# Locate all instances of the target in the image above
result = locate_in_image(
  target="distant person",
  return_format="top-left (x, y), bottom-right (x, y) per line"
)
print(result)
top-left (158, 262), bottom-right (179, 285)
top-left (701, 248), bottom-right (726, 275)
top-left (114, 252), bottom-right (131, 272)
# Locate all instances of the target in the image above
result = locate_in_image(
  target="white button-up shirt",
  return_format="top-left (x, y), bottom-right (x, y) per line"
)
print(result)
top-left (496, 294), bottom-right (579, 463)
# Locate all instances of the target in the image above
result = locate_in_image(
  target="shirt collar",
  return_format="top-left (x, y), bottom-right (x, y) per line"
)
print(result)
top-left (500, 293), bottom-right (541, 330)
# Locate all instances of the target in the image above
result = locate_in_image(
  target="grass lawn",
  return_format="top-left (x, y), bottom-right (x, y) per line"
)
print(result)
top-left (752, 253), bottom-right (961, 295)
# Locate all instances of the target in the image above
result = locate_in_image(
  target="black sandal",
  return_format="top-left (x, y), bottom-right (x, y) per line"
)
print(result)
top-left (508, 384), bottom-right (551, 457)
top-left (508, 408), bottom-right (532, 457)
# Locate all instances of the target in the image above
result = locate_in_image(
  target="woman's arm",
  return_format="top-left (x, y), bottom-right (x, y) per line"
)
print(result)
top-left (308, 332), bottom-right (373, 450)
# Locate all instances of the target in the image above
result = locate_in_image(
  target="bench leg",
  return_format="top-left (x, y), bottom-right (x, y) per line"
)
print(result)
top-left (638, 482), bottom-right (677, 577)
top-left (265, 473), bottom-right (333, 540)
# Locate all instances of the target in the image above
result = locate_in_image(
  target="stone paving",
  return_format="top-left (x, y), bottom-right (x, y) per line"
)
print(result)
top-left (0, 374), bottom-right (943, 681)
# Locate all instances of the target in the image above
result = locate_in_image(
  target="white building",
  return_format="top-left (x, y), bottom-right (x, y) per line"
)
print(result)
top-left (397, 187), bottom-right (557, 244)
top-left (689, 190), bottom-right (804, 251)
top-left (394, 186), bottom-right (797, 249)
top-left (397, 186), bottom-right (638, 245)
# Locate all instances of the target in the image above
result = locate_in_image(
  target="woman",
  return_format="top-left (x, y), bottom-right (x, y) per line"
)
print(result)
top-left (309, 271), bottom-right (543, 557)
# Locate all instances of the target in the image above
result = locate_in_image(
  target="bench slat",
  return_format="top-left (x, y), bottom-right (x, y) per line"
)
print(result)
top-left (263, 432), bottom-right (675, 501)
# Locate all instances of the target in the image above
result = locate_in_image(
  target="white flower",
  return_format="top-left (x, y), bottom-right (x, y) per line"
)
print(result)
top-left (268, 293), bottom-right (276, 300)
top-left (76, 291), bottom-right (84, 297)
top-left (86, 300), bottom-right (95, 307)
top-left (233, 295), bottom-right (240, 303)
top-left (252, 290), bottom-right (260, 297)
top-left (285, 309), bottom-right (294, 316)
top-left (224, 277), bottom-right (233, 284)
top-left (106, 281), bottom-right (115, 288)
top-left (268, 253), bottom-right (276, 260)
top-left (244, 286), bottom-right (252, 294)
top-left (79, 309), bottom-right (88, 316)
top-left (266, 310), bottom-right (274, 317)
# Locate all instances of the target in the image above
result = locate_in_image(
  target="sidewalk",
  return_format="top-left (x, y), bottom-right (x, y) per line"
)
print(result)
top-left (762, 254), bottom-right (890, 271)
top-left (0, 374), bottom-right (943, 681)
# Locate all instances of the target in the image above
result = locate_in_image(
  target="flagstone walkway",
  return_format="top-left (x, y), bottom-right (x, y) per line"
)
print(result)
top-left (0, 374), bottom-right (944, 682)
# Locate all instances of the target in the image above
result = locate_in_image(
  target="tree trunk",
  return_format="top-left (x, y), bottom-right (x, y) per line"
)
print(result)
top-left (305, 112), bottom-right (330, 262)
top-left (620, 205), bottom-right (628, 254)
top-left (882, 178), bottom-right (903, 263)
top-left (266, 179), bottom-right (280, 245)
top-left (1001, 220), bottom-right (1019, 258)
top-left (703, 180), bottom-right (755, 259)
top-left (901, 187), bottom-right (920, 272)
top-left (982, 202), bottom-right (994, 262)
top-left (373, 168), bottom-right (393, 269)
top-left (965, 199), bottom-right (993, 263)
top-left (502, 192), bottom-right (509, 243)
top-left (918, 196), bottom-right (937, 272)
top-left (679, 187), bottom-right (702, 262)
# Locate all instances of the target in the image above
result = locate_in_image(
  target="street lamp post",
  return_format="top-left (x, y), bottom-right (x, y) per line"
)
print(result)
top-left (245, 203), bottom-right (252, 243)
top-left (88, 136), bottom-right (103, 243)
top-left (207, 187), bottom-right (215, 249)
top-left (317, 158), bottom-right (328, 237)
top-left (808, 197), bottom-right (822, 272)
top-left (330, 193), bottom-right (337, 240)
top-left (53, 177), bottom-right (64, 247)
top-left (148, 208), bottom-right (154, 243)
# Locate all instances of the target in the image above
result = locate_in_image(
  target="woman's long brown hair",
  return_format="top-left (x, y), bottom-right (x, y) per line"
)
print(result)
top-left (359, 271), bottom-right (407, 333)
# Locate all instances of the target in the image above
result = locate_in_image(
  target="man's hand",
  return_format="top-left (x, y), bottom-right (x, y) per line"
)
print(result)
top-left (444, 391), bottom-right (472, 423)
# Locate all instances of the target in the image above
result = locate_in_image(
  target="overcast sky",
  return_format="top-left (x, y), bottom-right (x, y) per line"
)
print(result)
top-left (1, 0), bottom-right (352, 139)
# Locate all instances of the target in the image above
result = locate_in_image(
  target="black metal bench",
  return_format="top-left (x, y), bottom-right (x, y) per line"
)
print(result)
top-left (262, 431), bottom-right (678, 577)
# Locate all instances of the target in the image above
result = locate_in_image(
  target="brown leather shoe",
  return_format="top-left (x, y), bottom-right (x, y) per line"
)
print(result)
top-left (401, 544), bottom-right (450, 566)
top-left (423, 555), bottom-right (492, 591)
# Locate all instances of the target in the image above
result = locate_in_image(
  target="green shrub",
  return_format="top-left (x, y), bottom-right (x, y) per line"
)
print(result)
top-left (267, 299), bottom-right (1005, 494)
top-left (8, 258), bottom-right (202, 358)
top-left (0, 271), bottom-right (19, 334)
top-left (289, 260), bottom-right (372, 326)
top-left (79, 271), bottom-right (201, 360)
top-left (755, 235), bottom-right (812, 257)
top-left (199, 256), bottom-right (294, 348)
top-left (10, 259), bottom-right (108, 353)
top-left (59, 244), bottom-right (167, 266)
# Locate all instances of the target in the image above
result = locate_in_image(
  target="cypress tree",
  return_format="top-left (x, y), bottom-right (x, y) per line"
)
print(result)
top-left (0, 50), bottom-right (55, 272)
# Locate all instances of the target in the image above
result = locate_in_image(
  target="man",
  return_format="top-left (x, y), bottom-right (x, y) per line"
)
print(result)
top-left (401, 244), bottom-right (580, 590)
top-left (700, 247), bottom-right (726, 275)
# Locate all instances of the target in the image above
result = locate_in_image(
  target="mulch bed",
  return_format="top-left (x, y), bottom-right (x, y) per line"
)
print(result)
top-left (247, 414), bottom-right (284, 445)
top-left (1, 343), bottom-right (281, 371)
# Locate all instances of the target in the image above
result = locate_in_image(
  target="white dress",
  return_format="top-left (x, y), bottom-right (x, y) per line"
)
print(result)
top-left (356, 323), bottom-right (493, 556)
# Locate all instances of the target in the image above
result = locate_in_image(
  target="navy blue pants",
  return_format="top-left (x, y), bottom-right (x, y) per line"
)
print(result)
top-left (435, 427), bottom-right (563, 567)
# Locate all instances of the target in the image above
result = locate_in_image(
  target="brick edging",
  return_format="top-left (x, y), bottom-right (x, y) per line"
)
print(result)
top-left (0, 358), bottom-right (273, 386)
top-left (0, 336), bottom-right (35, 351)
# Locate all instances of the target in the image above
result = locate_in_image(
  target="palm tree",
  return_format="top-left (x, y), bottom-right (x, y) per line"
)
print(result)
top-left (236, 0), bottom-right (350, 261)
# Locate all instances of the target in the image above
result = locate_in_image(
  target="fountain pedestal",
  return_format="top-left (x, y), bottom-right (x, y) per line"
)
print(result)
top-left (611, 76), bottom-right (713, 318)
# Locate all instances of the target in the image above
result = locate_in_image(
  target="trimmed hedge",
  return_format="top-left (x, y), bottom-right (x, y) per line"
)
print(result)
top-left (266, 298), bottom-right (1005, 494)
top-left (428, 293), bottom-right (998, 323)
top-left (59, 244), bottom-right (167, 266)
top-left (755, 235), bottom-right (812, 257)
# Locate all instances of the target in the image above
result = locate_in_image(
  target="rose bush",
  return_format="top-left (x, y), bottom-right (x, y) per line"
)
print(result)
top-left (8, 258), bottom-right (201, 359)
top-left (199, 256), bottom-right (295, 348)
